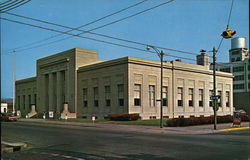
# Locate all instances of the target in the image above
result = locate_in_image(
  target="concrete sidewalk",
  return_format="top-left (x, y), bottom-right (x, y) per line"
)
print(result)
top-left (18, 118), bottom-right (250, 135)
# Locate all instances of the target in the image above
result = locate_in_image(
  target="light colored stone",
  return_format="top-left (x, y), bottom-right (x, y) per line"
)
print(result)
top-left (16, 48), bottom-right (234, 120)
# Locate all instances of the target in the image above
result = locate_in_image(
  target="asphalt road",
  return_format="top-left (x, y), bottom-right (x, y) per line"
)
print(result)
top-left (1, 121), bottom-right (250, 160)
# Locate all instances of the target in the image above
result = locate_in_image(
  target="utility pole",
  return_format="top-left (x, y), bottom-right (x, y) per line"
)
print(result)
top-left (160, 51), bottom-right (164, 128)
top-left (147, 45), bottom-right (164, 128)
top-left (12, 50), bottom-right (16, 114)
top-left (212, 47), bottom-right (217, 130)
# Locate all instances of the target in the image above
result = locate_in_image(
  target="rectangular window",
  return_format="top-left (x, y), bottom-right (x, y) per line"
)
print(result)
top-left (163, 86), bottom-right (168, 106)
top-left (233, 66), bottom-right (244, 72)
top-left (188, 88), bottom-right (194, 107)
top-left (134, 84), bottom-right (141, 106)
top-left (28, 95), bottom-right (31, 110)
top-left (199, 89), bottom-right (204, 107)
top-left (233, 75), bottom-right (244, 81)
top-left (83, 88), bottom-right (88, 107)
top-left (220, 68), bottom-right (231, 73)
top-left (118, 84), bottom-right (124, 106)
top-left (17, 96), bottom-right (20, 110)
top-left (177, 87), bottom-right (183, 107)
top-left (149, 85), bottom-right (155, 107)
top-left (23, 95), bottom-right (25, 110)
top-left (105, 86), bottom-right (111, 107)
top-left (209, 90), bottom-right (213, 107)
top-left (217, 90), bottom-right (222, 107)
top-left (226, 91), bottom-right (230, 107)
top-left (93, 87), bottom-right (98, 107)
top-left (233, 84), bottom-right (245, 89)
top-left (34, 94), bottom-right (37, 105)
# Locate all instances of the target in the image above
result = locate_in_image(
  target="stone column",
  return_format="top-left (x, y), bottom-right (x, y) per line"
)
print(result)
top-left (65, 61), bottom-right (70, 104)
top-left (48, 73), bottom-right (54, 115)
top-left (43, 74), bottom-right (48, 113)
top-left (56, 71), bottom-right (62, 117)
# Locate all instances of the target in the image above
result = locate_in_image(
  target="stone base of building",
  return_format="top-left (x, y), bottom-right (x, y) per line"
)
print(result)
top-left (27, 105), bottom-right (37, 118)
top-left (60, 103), bottom-right (76, 119)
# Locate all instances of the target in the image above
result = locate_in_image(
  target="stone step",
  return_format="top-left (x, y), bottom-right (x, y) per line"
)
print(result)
top-left (1, 141), bottom-right (27, 153)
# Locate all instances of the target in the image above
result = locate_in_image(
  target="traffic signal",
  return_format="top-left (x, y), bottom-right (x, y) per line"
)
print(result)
top-left (221, 28), bottom-right (236, 39)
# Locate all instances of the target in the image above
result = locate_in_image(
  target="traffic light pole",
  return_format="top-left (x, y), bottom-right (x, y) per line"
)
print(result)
top-left (212, 47), bottom-right (217, 130)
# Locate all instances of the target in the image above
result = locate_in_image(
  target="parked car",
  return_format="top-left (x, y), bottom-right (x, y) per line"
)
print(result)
top-left (0, 113), bottom-right (19, 122)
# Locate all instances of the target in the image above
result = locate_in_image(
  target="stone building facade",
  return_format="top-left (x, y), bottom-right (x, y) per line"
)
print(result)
top-left (16, 48), bottom-right (234, 119)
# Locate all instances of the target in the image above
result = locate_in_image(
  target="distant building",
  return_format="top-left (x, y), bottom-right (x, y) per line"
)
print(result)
top-left (15, 48), bottom-right (233, 119)
top-left (214, 37), bottom-right (250, 113)
top-left (1, 98), bottom-right (13, 113)
top-left (1, 103), bottom-right (8, 113)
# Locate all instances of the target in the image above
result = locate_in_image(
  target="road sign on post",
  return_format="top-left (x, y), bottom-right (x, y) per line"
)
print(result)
top-left (210, 95), bottom-right (221, 100)
top-left (49, 111), bottom-right (54, 118)
top-left (92, 116), bottom-right (95, 124)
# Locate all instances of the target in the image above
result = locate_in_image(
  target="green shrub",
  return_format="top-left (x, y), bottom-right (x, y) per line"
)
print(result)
top-left (241, 114), bottom-right (250, 121)
top-left (165, 115), bottom-right (247, 127)
top-left (108, 113), bottom-right (140, 121)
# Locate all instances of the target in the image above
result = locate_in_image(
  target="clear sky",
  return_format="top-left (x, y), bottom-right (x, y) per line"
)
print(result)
top-left (1, 0), bottom-right (249, 98)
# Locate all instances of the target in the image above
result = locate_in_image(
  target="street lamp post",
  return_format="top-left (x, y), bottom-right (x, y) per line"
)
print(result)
top-left (212, 47), bottom-right (217, 130)
top-left (12, 50), bottom-right (16, 114)
top-left (146, 45), bottom-right (164, 128)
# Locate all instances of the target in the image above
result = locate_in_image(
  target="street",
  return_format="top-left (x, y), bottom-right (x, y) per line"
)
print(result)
top-left (1, 121), bottom-right (250, 160)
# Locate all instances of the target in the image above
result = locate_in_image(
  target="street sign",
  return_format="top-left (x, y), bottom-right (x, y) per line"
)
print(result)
top-left (210, 95), bottom-right (221, 100)
top-left (92, 116), bottom-right (95, 124)
top-left (16, 110), bottom-right (21, 117)
top-left (49, 111), bottom-right (54, 118)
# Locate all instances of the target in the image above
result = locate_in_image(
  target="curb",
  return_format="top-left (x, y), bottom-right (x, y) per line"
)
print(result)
top-left (218, 126), bottom-right (250, 132)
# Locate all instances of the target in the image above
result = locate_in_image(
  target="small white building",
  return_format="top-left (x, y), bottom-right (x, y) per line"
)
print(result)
top-left (1, 103), bottom-right (8, 113)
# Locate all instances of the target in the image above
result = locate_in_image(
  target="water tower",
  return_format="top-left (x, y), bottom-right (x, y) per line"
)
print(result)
top-left (229, 37), bottom-right (249, 62)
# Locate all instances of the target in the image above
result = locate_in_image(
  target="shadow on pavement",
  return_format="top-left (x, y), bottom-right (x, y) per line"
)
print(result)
top-left (2, 147), bottom-right (174, 160)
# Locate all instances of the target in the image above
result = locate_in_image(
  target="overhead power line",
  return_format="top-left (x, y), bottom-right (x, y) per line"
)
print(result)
top-left (81, 0), bottom-right (175, 34)
top-left (0, 0), bottom-right (20, 8)
top-left (0, 0), bottom-right (13, 6)
top-left (0, 0), bottom-right (31, 13)
top-left (4, 9), bottom-right (198, 56)
top-left (3, 0), bottom-right (148, 51)
top-left (67, 0), bottom-right (149, 33)
top-left (215, 0), bottom-right (234, 53)
top-left (4, 0), bottom-right (177, 54)
top-left (227, 0), bottom-right (234, 27)
top-left (1, 17), bottom-right (196, 62)
top-left (216, 37), bottom-right (224, 53)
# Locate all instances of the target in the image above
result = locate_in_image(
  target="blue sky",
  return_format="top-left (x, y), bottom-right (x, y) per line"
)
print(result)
top-left (1, 0), bottom-right (249, 98)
